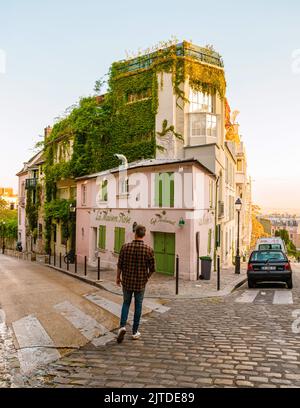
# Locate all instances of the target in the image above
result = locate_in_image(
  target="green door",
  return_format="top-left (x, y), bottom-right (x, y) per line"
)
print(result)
top-left (154, 232), bottom-right (175, 275)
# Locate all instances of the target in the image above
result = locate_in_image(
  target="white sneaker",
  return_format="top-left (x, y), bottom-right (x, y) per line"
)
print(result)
top-left (132, 331), bottom-right (141, 340)
top-left (117, 327), bottom-right (126, 343)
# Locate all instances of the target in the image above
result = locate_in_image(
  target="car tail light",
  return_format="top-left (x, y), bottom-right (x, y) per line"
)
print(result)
top-left (248, 263), bottom-right (253, 271)
top-left (284, 263), bottom-right (291, 271)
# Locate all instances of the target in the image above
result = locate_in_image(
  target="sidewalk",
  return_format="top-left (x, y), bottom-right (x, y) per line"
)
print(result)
top-left (5, 249), bottom-right (247, 299)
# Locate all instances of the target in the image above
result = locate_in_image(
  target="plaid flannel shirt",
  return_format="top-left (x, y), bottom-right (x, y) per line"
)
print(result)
top-left (117, 240), bottom-right (156, 291)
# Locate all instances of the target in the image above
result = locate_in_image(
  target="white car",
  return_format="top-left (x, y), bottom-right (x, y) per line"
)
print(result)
top-left (255, 237), bottom-right (287, 253)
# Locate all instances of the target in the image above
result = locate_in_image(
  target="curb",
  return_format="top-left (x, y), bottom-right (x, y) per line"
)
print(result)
top-left (46, 264), bottom-right (247, 300)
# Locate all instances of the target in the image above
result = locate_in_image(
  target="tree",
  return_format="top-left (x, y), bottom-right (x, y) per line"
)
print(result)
top-left (250, 205), bottom-right (269, 248)
top-left (275, 229), bottom-right (289, 245)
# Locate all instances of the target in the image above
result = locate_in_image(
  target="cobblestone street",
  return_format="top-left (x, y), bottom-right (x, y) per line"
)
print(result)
top-left (1, 257), bottom-right (300, 388)
top-left (24, 264), bottom-right (300, 388)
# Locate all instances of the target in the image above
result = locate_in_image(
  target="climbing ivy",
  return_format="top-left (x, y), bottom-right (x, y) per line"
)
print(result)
top-left (25, 184), bottom-right (41, 235)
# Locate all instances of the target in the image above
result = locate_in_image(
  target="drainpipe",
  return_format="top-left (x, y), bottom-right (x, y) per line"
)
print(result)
top-left (114, 154), bottom-right (128, 169)
top-left (214, 176), bottom-right (220, 272)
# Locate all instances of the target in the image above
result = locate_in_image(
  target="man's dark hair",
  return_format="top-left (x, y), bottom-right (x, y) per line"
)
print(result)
top-left (135, 225), bottom-right (146, 238)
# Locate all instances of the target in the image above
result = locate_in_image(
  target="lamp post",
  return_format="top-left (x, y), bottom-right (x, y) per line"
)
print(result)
top-left (235, 198), bottom-right (242, 274)
top-left (1, 221), bottom-right (6, 254)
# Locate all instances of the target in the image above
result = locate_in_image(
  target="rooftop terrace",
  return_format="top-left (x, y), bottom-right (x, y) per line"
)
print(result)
top-left (114, 42), bottom-right (224, 75)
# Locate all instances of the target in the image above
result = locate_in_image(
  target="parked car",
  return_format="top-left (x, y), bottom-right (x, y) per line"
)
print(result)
top-left (255, 237), bottom-right (287, 253)
top-left (247, 250), bottom-right (293, 289)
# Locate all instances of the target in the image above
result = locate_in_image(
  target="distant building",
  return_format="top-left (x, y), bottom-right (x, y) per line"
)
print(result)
top-left (259, 217), bottom-right (272, 235)
top-left (0, 187), bottom-right (18, 210)
top-left (261, 215), bottom-right (300, 250)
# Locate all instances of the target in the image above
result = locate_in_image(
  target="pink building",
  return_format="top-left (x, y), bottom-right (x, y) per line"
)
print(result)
top-left (76, 158), bottom-right (216, 281)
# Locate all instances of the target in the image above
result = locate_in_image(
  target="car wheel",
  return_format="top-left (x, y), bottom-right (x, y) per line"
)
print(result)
top-left (248, 279), bottom-right (255, 289)
top-left (287, 278), bottom-right (293, 289)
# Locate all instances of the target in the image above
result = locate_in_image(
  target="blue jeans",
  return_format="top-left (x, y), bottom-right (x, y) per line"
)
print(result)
top-left (120, 289), bottom-right (145, 334)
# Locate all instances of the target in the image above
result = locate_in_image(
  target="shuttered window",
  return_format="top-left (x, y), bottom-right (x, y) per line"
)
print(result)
top-left (154, 172), bottom-right (174, 208)
top-left (98, 225), bottom-right (106, 250)
top-left (114, 227), bottom-right (125, 253)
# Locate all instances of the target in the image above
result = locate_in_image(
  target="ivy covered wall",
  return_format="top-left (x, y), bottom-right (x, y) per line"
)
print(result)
top-left (41, 40), bottom-right (226, 252)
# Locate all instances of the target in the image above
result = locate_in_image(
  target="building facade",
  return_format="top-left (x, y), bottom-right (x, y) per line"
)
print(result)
top-left (17, 40), bottom-right (252, 279)
top-left (76, 158), bottom-right (215, 281)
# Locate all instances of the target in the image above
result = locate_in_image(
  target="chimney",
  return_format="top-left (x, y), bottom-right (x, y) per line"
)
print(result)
top-left (44, 125), bottom-right (52, 142)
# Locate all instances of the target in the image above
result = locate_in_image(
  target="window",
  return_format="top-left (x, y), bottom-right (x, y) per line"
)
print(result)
top-left (189, 90), bottom-right (213, 113)
top-left (250, 251), bottom-right (286, 262)
top-left (237, 159), bottom-right (243, 172)
top-left (98, 225), bottom-right (106, 250)
top-left (190, 113), bottom-right (217, 138)
top-left (114, 227), bottom-right (125, 253)
top-left (119, 177), bottom-right (129, 195)
top-left (154, 172), bottom-right (174, 208)
top-left (100, 180), bottom-right (108, 202)
top-left (81, 185), bottom-right (87, 206)
top-left (127, 89), bottom-right (151, 103)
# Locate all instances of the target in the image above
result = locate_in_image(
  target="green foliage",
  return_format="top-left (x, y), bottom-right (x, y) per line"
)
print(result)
top-left (275, 229), bottom-right (289, 245)
top-left (44, 199), bottom-right (76, 251)
top-left (0, 200), bottom-right (18, 240)
top-left (275, 229), bottom-right (299, 258)
top-left (25, 184), bottom-right (41, 234)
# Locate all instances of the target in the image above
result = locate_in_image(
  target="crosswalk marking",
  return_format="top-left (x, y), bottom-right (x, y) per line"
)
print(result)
top-left (235, 290), bottom-right (259, 303)
top-left (235, 290), bottom-right (293, 305)
top-left (143, 300), bottom-right (170, 314)
top-left (273, 291), bottom-right (293, 305)
top-left (12, 315), bottom-right (60, 374)
top-left (54, 301), bottom-right (109, 341)
top-left (91, 332), bottom-right (116, 347)
top-left (84, 293), bottom-right (134, 320)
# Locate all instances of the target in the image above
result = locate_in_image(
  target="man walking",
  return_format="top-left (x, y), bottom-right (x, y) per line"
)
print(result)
top-left (116, 225), bottom-right (155, 343)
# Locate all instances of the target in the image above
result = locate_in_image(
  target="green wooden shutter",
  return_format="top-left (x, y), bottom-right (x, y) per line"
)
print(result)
top-left (114, 227), bottom-right (119, 253)
top-left (159, 174), bottom-right (163, 207)
top-left (154, 174), bottom-right (160, 207)
top-left (170, 173), bottom-right (174, 208)
top-left (119, 228), bottom-right (125, 249)
top-left (98, 225), bottom-right (106, 250)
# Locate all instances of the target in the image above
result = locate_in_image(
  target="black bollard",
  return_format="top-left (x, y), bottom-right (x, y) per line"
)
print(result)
top-left (176, 255), bottom-right (179, 295)
top-left (97, 257), bottom-right (100, 281)
top-left (217, 255), bottom-right (220, 291)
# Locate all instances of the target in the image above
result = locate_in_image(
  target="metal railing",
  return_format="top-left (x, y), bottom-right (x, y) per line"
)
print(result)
top-left (25, 178), bottom-right (38, 189)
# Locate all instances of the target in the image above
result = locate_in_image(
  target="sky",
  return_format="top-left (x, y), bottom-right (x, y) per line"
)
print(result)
top-left (0, 0), bottom-right (300, 212)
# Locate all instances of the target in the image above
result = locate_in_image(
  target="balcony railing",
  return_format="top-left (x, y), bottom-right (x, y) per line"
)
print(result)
top-left (114, 42), bottom-right (224, 75)
top-left (188, 113), bottom-right (219, 146)
top-left (218, 201), bottom-right (225, 219)
top-left (25, 178), bottom-right (38, 189)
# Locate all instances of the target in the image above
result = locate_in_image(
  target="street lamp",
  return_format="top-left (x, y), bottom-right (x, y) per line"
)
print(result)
top-left (1, 221), bottom-right (6, 254)
top-left (235, 198), bottom-right (242, 274)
